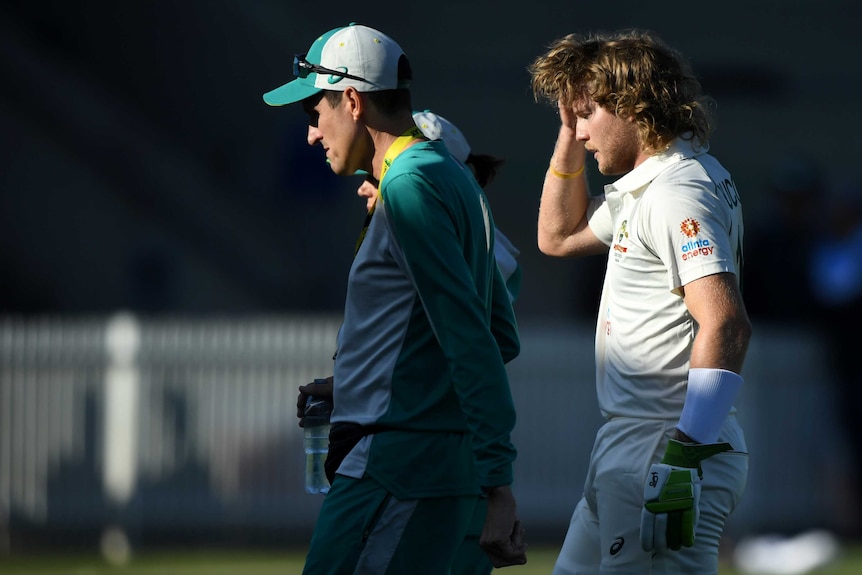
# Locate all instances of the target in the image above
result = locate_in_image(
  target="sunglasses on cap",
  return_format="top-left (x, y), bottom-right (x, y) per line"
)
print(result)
top-left (293, 54), bottom-right (369, 83)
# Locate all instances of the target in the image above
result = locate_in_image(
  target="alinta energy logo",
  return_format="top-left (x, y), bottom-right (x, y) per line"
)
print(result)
top-left (680, 218), bottom-right (699, 238)
top-left (679, 217), bottom-right (714, 261)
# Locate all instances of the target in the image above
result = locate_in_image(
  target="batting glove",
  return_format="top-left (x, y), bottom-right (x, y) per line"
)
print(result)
top-left (640, 439), bottom-right (732, 552)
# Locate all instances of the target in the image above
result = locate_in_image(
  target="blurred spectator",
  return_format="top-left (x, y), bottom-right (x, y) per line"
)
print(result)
top-left (809, 178), bottom-right (862, 536)
top-left (742, 156), bottom-right (862, 545)
top-left (809, 179), bottom-right (862, 313)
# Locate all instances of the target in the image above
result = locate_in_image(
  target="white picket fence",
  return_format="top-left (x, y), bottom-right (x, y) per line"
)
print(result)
top-left (0, 314), bottom-right (851, 551)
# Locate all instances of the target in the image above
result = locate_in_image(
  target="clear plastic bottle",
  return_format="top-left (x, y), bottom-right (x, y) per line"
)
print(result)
top-left (303, 378), bottom-right (332, 495)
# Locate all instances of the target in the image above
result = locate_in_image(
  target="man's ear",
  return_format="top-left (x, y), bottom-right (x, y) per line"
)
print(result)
top-left (342, 87), bottom-right (364, 120)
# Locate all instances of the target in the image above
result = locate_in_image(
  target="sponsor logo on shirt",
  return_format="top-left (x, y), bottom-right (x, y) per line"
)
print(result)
top-left (679, 218), bottom-right (715, 261)
top-left (680, 217), bottom-right (700, 238)
top-left (612, 220), bottom-right (629, 262)
top-left (617, 220), bottom-right (629, 244)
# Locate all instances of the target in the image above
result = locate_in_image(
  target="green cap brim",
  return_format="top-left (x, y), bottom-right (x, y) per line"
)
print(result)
top-left (262, 76), bottom-right (321, 106)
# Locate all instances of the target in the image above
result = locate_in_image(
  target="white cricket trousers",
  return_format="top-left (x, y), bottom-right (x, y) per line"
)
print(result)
top-left (552, 415), bottom-right (748, 574)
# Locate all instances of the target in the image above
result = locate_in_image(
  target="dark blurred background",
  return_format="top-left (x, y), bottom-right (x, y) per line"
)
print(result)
top-left (3, 0), bottom-right (860, 322)
top-left (2, 0), bottom-right (862, 565)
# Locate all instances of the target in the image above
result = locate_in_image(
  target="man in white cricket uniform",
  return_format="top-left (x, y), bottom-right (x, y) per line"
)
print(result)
top-left (529, 30), bottom-right (752, 574)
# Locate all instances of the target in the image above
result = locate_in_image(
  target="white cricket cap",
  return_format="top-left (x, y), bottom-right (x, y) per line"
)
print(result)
top-left (263, 23), bottom-right (409, 106)
top-left (412, 110), bottom-right (471, 164)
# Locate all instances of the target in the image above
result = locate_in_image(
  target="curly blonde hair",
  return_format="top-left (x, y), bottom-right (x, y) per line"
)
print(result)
top-left (529, 30), bottom-right (714, 154)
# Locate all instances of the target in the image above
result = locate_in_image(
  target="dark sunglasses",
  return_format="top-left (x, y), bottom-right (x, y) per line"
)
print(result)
top-left (293, 54), bottom-right (369, 83)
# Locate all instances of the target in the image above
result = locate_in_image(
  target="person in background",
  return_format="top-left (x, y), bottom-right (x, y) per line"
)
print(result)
top-left (263, 23), bottom-right (526, 573)
top-left (356, 110), bottom-right (521, 302)
top-left (809, 179), bottom-right (862, 537)
top-left (529, 29), bottom-right (751, 574)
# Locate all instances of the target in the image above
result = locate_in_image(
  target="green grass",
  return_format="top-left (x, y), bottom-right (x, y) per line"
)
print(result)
top-left (0, 550), bottom-right (306, 575)
top-left (2, 546), bottom-right (862, 574)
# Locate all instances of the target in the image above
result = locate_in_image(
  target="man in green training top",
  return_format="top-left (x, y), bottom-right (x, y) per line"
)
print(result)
top-left (263, 23), bottom-right (527, 574)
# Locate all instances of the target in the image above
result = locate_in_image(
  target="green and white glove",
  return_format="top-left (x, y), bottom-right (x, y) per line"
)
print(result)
top-left (640, 439), bottom-right (732, 552)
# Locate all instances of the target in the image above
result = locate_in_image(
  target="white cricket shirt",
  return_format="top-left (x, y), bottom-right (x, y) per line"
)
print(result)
top-left (587, 138), bottom-right (744, 420)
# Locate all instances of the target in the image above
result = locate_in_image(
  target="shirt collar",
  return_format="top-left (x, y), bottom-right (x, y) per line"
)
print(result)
top-left (604, 136), bottom-right (710, 196)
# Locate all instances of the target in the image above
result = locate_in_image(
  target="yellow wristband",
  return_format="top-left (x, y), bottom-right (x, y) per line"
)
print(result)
top-left (549, 164), bottom-right (584, 179)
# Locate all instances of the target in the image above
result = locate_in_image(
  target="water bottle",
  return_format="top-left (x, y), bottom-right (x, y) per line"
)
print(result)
top-left (304, 378), bottom-right (332, 495)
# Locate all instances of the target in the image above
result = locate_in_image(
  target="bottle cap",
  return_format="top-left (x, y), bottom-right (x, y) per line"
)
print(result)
top-left (305, 396), bottom-right (332, 417)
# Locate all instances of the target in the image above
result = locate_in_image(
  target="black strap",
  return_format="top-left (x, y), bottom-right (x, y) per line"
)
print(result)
top-left (325, 421), bottom-right (387, 484)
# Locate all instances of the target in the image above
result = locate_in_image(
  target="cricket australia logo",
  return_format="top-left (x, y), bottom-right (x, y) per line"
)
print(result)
top-left (617, 220), bottom-right (629, 243)
top-left (612, 220), bottom-right (628, 262)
